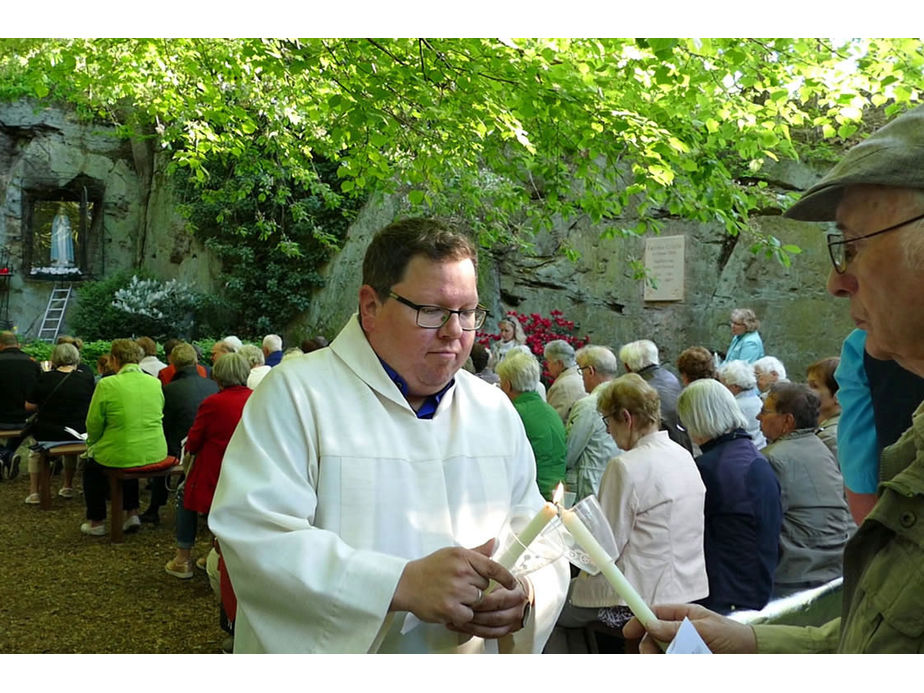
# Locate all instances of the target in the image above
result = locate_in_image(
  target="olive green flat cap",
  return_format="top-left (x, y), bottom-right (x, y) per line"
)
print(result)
top-left (784, 103), bottom-right (924, 222)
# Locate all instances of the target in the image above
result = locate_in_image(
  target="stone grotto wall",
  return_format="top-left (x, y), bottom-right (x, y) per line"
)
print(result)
top-left (0, 99), bottom-right (216, 339)
top-left (299, 176), bottom-right (855, 382)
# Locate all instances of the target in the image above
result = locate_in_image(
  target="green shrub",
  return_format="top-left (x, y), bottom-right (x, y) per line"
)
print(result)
top-left (71, 272), bottom-right (218, 341)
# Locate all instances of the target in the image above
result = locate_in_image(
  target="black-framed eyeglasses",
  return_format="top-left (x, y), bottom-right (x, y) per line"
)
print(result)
top-left (601, 412), bottom-right (614, 427)
top-left (577, 364), bottom-right (594, 374)
top-left (826, 211), bottom-right (924, 274)
top-left (388, 291), bottom-right (488, 331)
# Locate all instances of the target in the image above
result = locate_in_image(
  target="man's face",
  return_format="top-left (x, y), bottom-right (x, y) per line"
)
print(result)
top-left (578, 360), bottom-right (594, 393)
top-left (757, 395), bottom-right (791, 444)
top-left (360, 255), bottom-right (477, 408)
top-left (828, 185), bottom-right (924, 374)
top-left (545, 358), bottom-right (564, 380)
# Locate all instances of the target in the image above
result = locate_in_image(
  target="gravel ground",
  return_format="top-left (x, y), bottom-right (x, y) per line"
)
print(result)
top-left (0, 462), bottom-right (226, 653)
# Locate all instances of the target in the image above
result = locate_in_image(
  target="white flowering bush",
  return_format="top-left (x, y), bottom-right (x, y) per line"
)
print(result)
top-left (110, 275), bottom-right (201, 339)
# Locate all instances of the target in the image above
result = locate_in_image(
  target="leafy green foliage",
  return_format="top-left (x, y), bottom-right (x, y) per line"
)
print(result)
top-left (70, 271), bottom-right (139, 340)
top-left (2, 38), bottom-right (923, 269)
top-left (70, 271), bottom-right (218, 341)
top-left (20, 339), bottom-right (112, 375)
top-left (175, 157), bottom-right (362, 336)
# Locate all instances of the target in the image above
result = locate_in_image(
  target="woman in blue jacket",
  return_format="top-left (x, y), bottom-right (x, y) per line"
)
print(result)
top-left (677, 378), bottom-right (782, 614)
top-left (722, 308), bottom-right (765, 365)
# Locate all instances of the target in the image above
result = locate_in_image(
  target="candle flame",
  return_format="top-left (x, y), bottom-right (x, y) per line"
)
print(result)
top-left (552, 483), bottom-right (564, 505)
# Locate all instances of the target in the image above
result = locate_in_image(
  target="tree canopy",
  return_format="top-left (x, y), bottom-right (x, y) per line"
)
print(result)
top-left (2, 37), bottom-right (923, 265)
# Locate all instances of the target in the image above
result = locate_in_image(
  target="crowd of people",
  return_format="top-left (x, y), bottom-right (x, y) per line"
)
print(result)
top-left (1, 105), bottom-right (924, 655)
top-left (0, 329), bottom-right (322, 651)
top-left (483, 314), bottom-right (860, 632)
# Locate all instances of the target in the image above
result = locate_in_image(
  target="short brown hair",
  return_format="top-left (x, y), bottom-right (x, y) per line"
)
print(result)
top-left (110, 338), bottom-right (144, 365)
top-left (677, 346), bottom-right (716, 383)
top-left (806, 357), bottom-right (840, 395)
top-left (768, 381), bottom-right (820, 430)
top-left (362, 218), bottom-right (477, 298)
top-left (136, 336), bottom-right (157, 357)
top-left (56, 334), bottom-right (84, 351)
top-left (597, 373), bottom-right (661, 428)
top-left (300, 336), bottom-right (329, 353)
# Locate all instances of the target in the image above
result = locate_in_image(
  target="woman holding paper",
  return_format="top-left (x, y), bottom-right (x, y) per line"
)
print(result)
top-left (560, 374), bottom-right (708, 632)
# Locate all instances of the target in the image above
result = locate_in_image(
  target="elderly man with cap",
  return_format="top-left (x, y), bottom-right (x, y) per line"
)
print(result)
top-left (624, 104), bottom-right (924, 654)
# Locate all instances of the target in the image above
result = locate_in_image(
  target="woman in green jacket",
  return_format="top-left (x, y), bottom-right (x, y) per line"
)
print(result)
top-left (80, 339), bottom-right (167, 536)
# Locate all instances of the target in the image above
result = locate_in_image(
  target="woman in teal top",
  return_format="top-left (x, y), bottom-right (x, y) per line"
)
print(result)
top-left (80, 338), bottom-right (167, 536)
top-left (722, 308), bottom-right (765, 365)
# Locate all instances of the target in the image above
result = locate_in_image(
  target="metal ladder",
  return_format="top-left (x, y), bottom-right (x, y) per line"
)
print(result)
top-left (38, 284), bottom-right (72, 342)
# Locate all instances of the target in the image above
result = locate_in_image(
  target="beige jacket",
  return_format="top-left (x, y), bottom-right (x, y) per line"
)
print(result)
top-left (546, 366), bottom-right (586, 424)
top-left (570, 430), bottom-right (708, 607)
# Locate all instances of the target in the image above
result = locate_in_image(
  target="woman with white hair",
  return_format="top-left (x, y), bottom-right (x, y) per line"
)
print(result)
top-left (722, 308), bottom-right (765, 365)
top-left (677, 378), bottom-right (782, 614)
top-left (718, 359), bottom-right (767, 449)
top-left (753, 355), bottom-right (788, 397)
top-left (239, 344), bottom-right (270, 390)
top-left (495, 349), bottom-right (565, 500)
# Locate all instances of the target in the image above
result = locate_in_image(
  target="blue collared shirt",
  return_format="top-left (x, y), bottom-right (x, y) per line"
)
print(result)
top-left (378, 358), bottom-right (454, 420)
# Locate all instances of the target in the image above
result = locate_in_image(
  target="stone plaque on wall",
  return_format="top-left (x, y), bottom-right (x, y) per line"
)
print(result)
top-left (643, 235), bottom-right (685, 302)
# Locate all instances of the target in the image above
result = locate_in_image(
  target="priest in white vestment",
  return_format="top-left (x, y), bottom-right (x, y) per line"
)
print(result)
top-left (209, 218), bottom-right (570, 653)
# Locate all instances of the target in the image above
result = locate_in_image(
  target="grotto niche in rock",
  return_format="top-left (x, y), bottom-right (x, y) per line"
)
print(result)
top-left (23, 185), bottom-right (99, 281)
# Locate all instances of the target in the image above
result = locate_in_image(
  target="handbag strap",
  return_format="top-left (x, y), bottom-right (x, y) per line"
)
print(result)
top-left (34, 369), bottom-right (76, 412)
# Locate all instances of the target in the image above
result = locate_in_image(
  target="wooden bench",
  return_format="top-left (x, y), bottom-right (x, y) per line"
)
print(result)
top-left (104, 457), bottom-right (181, 543)
top-left (31, 440), bottom-right (87, 510)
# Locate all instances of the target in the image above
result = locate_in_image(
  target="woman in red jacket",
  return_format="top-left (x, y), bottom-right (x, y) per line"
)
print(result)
top-left (165, 352), bottom-right (252, 578)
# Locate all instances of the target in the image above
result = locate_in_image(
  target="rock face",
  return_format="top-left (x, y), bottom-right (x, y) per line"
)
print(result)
top-left (302, 200), bottom-right (853, 381)
top-left (0, 100), bottom-right (214, 338)
top-left (1, 99), bottom-right (855, 379)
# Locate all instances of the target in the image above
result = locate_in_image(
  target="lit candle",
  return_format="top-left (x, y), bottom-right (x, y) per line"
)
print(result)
top-left (559, 506), bottom-right (658, 630)
top-left (494, 501), bottom-right (558, 571)
top-left (485, 485), bottom-right (562, 594)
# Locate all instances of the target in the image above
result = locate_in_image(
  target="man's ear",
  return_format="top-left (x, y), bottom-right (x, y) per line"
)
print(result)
top-left (358, 285), bottom-right (382, 332)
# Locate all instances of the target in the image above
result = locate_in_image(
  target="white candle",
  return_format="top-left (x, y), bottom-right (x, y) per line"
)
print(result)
top-left (485, 501), bottom-right (558, 595)
top-left (559, 506), bottom-right (658, 630)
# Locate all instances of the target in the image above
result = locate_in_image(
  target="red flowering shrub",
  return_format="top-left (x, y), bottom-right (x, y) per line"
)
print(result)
top-left (478, 309), bottom-right (590, 383)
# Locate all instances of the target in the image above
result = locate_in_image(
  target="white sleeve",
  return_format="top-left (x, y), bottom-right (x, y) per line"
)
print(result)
top-left (208, 369), bottom-right (407, 654)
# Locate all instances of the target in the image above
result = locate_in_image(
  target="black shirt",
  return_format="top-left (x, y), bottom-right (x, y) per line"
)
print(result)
top-left (0, 348), bottom-right (42, 424)
top-left (27, 368), bottom-right (96, 440)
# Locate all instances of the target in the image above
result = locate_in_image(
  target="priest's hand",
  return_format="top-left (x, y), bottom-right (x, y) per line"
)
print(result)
top-left (622, 604), bottom-right (758, 654)
top-left (447, 575), bottom-right (532, 640)
top-left (389, 538), bottom-right (518, 627)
